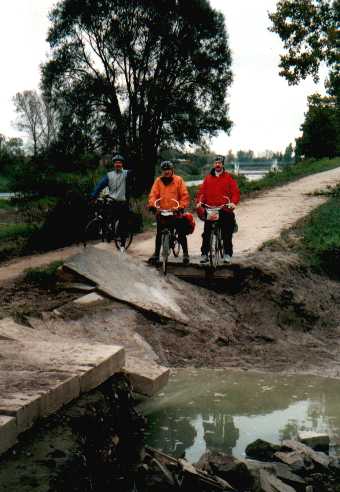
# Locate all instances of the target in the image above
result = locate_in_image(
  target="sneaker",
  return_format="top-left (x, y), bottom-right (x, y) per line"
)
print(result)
top-left (223, 254), bottom-right (231, 264)
top-left (148, 255), bottom-right (159, 265)
top-left (200, 254), bottom-right (209, 264)
top-left (183, 254), bottom-right (190, 265)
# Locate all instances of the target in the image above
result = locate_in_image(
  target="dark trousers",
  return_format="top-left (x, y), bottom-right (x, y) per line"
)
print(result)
top-left (154, 215), bottom-right (188, 256)
top-left (201, 210), bottom-right (236, 256)
top-left (106, 201), bottom-right (130, 242)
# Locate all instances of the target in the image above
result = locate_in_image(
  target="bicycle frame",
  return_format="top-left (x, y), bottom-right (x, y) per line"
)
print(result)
top-left (154, 198), bottom-right (180, 274)
top-left (200, 200), bottom-right (231, 268)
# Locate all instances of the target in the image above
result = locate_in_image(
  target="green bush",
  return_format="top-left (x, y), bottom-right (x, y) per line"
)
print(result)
top-left (24, 261), bottom-right (63, 286)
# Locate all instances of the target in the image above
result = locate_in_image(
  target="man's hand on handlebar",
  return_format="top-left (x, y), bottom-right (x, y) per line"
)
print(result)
top-left (228, 202), bottom-right (236, 210)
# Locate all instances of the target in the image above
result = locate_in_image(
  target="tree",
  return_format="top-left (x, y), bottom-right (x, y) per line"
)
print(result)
top-left (297, 94), bottom-right (337, 158)
top-left (0, 135), bottom-right (25, 173)
top-left (13, 90), bottom-right (58, 157)
top-left (283, 143), bottom-right (294, 162)
top-left (42, 0), bottom-right (232, 193)
top-left (269, 0), bottom-right (339, 155)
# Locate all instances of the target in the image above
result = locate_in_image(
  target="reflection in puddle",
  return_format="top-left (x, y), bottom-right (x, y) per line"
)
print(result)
top-left (137, 369), bottom-right (340, 462)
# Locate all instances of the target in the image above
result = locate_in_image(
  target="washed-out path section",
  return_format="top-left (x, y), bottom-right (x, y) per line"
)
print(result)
top-left (1, 167), bottom-right (340, 456)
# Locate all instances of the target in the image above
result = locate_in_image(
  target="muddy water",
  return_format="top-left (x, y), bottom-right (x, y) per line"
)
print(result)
top-left (137, 369), bottom-right (340, 462)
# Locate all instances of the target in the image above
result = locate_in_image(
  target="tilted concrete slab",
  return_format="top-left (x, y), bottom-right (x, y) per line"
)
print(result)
top-left (0, 318), bottom-right (125, 447)
top-left (124, 357), bottom-right (170, 396)
top-left (64, 245), bottom-right (188, 324)
top-left (0, 416), bottom-right (17, 456)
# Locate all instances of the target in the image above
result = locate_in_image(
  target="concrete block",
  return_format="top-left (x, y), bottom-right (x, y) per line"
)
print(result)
top-left (124, 357), bottom-right (170, 396)
top-left (0, 416), bottom-right (17, 456)
top-left (0, 393), bottom-right (42, 433)
top-left (79, 345), bottom-right (125, 393)
top-left (298, 431), bottom-right (330, 449)
top-left (39, 375), bottom-right (80, 417)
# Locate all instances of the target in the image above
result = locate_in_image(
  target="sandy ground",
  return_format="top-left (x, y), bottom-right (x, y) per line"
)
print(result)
top-left (131, 166), bottom-right (340, 258)
top-left (1, 167), bottom-right (340, 284)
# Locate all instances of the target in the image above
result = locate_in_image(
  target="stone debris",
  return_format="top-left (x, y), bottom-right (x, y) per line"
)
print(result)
top-left (297, 430), bottom-right (330, 451)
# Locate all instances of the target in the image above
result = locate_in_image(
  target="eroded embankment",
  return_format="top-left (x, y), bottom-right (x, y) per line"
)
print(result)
top-left (135, 250), bottom-right (340, 377)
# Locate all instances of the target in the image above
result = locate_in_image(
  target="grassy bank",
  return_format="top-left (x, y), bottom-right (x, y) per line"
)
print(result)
top-left (239, 157), bottom-right (340, 195)
top-left (265, 184), bottom-right (340, 279)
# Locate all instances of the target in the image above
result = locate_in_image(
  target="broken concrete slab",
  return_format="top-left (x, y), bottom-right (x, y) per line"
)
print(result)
top-left (282, 439), bottom-right (330, 468)
top-left (298, 431), bottom-right (330, 450)
top-left (124, 357), bottom-right (170, 396)
top-left (259, 469), bottom-right (296, 492)
top-left (64, 245), bottom-right (188, 324)
top-left (0, 318), bottom-right (125, 446)
top-left (274, 451), bottom-right (306, 472)
top-left (0, 416), bottom-right (17, 456)
top-left (73, 292), bottom-right (105, 305)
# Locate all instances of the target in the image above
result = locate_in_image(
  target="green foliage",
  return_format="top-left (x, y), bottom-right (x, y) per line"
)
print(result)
top-left (296, 94), bottom-right (337, 159)
top-left (0, 199), bottom-right (12, 209)
top-left (42, 0), bottom-right (233, 193)
top-left (24, 261), bottom-right (63, 286)
top-left (269, 0), bottom-right (338, 85)
top-left (0, 223), bottom-right (36, 241)
top-left (300, 196), bottom-right (340, 277)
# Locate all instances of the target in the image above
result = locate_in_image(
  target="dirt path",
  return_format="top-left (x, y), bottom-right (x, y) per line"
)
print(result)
top-left (1, 167), bottom-right (340, 284)
top-left (131, 166), bottom-right (340, 258)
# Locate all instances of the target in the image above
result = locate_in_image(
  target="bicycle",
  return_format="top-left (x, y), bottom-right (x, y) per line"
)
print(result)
top-left (200, 198), bottom-right (233, 268)
top-left (154, 198), bottom-right (181, 275)
top-left (83, 196), bottom-right (134, 251)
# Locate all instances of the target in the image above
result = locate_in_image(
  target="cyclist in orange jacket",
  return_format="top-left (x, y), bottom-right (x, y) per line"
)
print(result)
top-left (148, 161), bottom-right (190, 264)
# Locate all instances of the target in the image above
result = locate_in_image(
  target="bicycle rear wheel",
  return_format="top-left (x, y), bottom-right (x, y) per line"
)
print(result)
top-left (83, 218), bottom-right (105, 247)
top-left (113, 219), bottom-right (134, 250)
top-left (161, 231), bottom-right (170, 275)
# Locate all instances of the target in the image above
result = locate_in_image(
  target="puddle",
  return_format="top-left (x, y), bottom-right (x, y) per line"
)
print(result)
top-left (137, 368), bottom-right (340, 462)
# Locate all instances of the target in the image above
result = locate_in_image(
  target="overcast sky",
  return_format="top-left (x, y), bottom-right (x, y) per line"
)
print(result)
top-left (0, 0), bottom-right (326, 155)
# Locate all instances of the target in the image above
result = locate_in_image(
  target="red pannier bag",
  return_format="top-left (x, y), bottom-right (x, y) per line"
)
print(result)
top-left (181, 212), bottom-right (196, 234)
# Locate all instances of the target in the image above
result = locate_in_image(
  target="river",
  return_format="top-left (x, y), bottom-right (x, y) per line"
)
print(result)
top-left (137, 368), bottom-right (340, 462)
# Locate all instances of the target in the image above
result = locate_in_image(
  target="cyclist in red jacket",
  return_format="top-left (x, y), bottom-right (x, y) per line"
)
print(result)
top-left (196, 156), bottom-right (240, 264)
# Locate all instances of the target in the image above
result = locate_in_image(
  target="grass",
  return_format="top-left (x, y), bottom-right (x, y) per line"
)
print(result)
top-left (0, 199), bottom-right (14, 210)
top-left (299, 194), bottom-right (340, 276)
top-left (0, 223), bottom-right (37, 241)
top-left (24, 261), bottom-right (63, 286)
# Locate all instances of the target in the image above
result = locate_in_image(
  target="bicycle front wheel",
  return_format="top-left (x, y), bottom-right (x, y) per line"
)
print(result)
top-left (161, 231), bottom-right (170, 275)
top-left (171, 233), bottom-right (181, 257)
top-left (209, 229), bottom-right (220, 269)
top-left (83, 218), bottom-right (105, 247)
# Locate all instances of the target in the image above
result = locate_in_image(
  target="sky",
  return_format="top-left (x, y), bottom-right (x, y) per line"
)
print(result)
top-left (0, 0), bottom-right (327, 156)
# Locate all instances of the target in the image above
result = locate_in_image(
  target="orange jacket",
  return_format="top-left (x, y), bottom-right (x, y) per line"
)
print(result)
top-left (148, 175), bottom-right (190, 210)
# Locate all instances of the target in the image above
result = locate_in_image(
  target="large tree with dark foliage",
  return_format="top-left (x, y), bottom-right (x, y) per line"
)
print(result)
top-left (295, 94), bottom-right (337, 159)
top-left (42, 0), bottom-right (232, 193)
top-left (269, 0), bottom-right (339, 157)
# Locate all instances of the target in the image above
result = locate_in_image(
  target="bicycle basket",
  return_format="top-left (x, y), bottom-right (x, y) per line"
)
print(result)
top-left (206, 209), bottom-right (219, 221)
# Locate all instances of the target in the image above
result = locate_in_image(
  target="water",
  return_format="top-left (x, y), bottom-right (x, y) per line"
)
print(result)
top-left (137, 369), bottom-right (340, 462)
top-left (186, 172), bottom-right (265, 187)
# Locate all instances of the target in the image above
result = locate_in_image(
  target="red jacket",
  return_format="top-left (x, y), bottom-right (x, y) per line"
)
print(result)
top-left (196, 169), bottom-right (240, 209)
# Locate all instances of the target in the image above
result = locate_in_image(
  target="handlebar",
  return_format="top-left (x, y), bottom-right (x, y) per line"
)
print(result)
top-left (154, 198), bottom-right (180, 212)
top-left (197, 195), bottom-right (232, 210)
